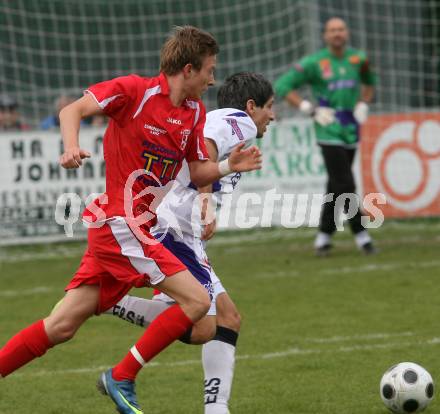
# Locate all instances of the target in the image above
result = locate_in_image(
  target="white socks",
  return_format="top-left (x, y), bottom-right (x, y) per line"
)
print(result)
top-left (103, 295), bottom-right (170, 327)
top-left (106, 296), bottom-right (238, 413)
top-left (315, 231), bottom-right (372, 249)
top-left (203, 340), bottom-right (236, 414)
top-left (354, 230), bottom-right (372, 248)
top-left (314, 231), bottom-right (331, 248)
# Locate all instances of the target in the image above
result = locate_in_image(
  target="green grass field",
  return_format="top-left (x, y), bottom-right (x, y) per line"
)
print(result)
top-left (0, 220), bottom-right (439, 414)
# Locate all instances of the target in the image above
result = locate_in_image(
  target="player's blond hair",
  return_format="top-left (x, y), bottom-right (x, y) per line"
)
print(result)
top-left (160, 26), bottom-right (219, 75)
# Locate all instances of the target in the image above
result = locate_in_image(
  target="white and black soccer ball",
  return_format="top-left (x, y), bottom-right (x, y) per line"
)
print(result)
top-left (380, 362), bottom-right (434, 413)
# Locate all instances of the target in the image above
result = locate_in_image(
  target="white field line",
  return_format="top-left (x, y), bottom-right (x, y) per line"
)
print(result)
top-left (12, 333), bottom-right (440, 378)
top-left (213, 234), bottom-right (440, 259)
top-left (0, 286), bottom-right (55, 298)
top-left (1, 221), bottom-right (438, 248)
top-left (211, 228), bottom-right (316, 245)
top-left (252, 259), bottom-right (440, 280)
top-left (0, 234), bottom-right (430, 265)
top-left (385, 221), bottom-right (440, 231)
top-left (304, 331), bottom-right (415, 343)
top-left (322, 260), bottom-right (440, 275)
top-left (212, 231), bottom-right (411, 247)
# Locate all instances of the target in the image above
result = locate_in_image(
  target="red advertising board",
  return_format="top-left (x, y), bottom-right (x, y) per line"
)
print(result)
top-left (361, 113), bottom-right (440, 217)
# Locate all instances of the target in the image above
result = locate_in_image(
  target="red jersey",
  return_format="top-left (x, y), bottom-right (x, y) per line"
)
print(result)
top-left (83, 73), bottom-right (209, 224)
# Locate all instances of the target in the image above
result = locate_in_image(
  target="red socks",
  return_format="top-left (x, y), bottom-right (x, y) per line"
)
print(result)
top-left (0, 320), bottom-right (53, 377)
top-left (112, 304), bottom-right (193, 381)
top-left (0, 308), bottom-right (192, 381)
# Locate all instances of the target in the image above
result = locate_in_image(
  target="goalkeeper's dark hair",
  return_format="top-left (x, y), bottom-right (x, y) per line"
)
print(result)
top-left (323, 16), bottom-right (347, 33)
top-left (217, 72), bottom-right (273, 110)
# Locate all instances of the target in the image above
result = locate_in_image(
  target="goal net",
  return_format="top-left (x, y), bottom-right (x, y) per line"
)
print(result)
top-left (0, 0), bottom-right (439, 243)
top-left (1, 0), bottom-right (438, 123)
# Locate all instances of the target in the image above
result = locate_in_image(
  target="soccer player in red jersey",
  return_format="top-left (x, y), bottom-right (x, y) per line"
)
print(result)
top-left (0, 26), bottom-right (261, 414)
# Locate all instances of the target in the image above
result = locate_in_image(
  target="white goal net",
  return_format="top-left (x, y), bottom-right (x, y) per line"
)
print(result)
top-left (0, 0), bottom-right (439, 243)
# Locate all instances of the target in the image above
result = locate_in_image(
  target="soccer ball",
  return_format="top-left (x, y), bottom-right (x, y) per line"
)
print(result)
top-left (380, 362), bottom-right (434, 413)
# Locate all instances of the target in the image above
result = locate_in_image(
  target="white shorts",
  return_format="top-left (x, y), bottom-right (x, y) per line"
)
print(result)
top-left (152, 229), bottom-right (226, 316)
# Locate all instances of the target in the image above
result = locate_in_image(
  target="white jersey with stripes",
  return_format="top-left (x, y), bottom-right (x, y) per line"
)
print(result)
top-left (152, 108), bottom-right (257, 238)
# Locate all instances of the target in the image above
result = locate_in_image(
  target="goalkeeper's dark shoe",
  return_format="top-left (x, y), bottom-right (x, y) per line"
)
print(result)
top-left (97, 369), bottom-right (144, 414)
top-left (315, 243), bottom-right (332, 257)
top-left (361, 242), bottom-right (378, 255)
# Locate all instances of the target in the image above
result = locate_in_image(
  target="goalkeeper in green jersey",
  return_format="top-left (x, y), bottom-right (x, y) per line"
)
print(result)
top-left (275, 17), bottom-right (377, 256)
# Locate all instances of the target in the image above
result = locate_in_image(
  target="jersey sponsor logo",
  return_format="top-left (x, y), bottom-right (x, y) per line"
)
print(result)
top-left (349, 55), bottom-right (361, 64)
top-left (319, 58), bottom-right (333, 79)
top-left (328, 79), bottom-right (357, 91)
top-left (167, 117), bottom-right (182, 125)
top-left (144, 124), bottom-right (167, 135)
top-left (142, 151), bottom-right (179, 180)
top-left (142, 140), bottom-right (178, 158)
top-left (226, 118), bottom-right (244, 140)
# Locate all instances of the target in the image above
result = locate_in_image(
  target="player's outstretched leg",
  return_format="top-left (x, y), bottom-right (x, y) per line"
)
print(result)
top-left (98, 270), bottom-right (210, 414)
top-left (0, 285), bottom-right (98, 378)
top-left (104, 294), bottom-right (171, 328)
top-left (203, 292), bottom-right (241, 414)
top-left (104, 295), bottom-right (217, 344)
top-left (103, 293), bottom-right (240, 413)
top-left (0, 319), bottom-right (53, 378)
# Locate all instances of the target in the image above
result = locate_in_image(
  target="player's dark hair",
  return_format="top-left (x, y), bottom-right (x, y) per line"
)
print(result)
top-left (217, 72), bottom-right (273, 110)
top-left (160, 26), bottom-right (219, 75)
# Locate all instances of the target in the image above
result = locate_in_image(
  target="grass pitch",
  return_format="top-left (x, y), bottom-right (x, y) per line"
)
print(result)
top-left (0, 220), bottom-right (439, 414)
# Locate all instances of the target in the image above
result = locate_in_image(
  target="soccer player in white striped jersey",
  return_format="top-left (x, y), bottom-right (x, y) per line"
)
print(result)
top-left (105, 72), bottom-right (274, 414)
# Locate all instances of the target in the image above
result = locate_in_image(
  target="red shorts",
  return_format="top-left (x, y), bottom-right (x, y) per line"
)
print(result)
top-left (66, 217), bottom-right (187, 314)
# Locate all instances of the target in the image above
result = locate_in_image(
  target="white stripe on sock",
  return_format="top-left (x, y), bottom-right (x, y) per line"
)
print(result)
top-left (130, 346), bottom-right (146, 366)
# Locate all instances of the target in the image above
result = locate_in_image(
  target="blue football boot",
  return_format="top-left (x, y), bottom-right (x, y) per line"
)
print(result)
top-left (97, 369), bottom-right (144, 414)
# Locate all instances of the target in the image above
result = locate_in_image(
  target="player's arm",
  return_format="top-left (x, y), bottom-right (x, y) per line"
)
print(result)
top-left (282, 90), bottom-right (336, 126)
top-left (280, 89), bottom-right (321, 122)
top-left (274, 57), bottom-right (314, 109)
top-left (275, 68), bottom-right (305, 105)
top-left (59, 94), bottom-right (104, 169)
top-left (283, 90), bottom-right (304, 109)
top-left (354, 56), bottom-right (376, 124)
top-left (188, 142), bottom-right (261, 188)
top-left (360, 84), bottom-right (374, 104)
top-left (275, 59), bottom-right (334, 126)
top-left (198, 138), bottom-right (218, 241)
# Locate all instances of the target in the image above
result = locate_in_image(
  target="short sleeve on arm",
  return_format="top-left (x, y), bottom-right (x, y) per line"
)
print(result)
top-left (185, 104), bottom-right (209, 162)
top-left (203, 121), bottom-right (229, 159)
top-left (360, 55), bottom-right (376, 86)
top-left (204, 112), bottom-right (257, 160)
top-left (85, 74), bottom-right (140, 126)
